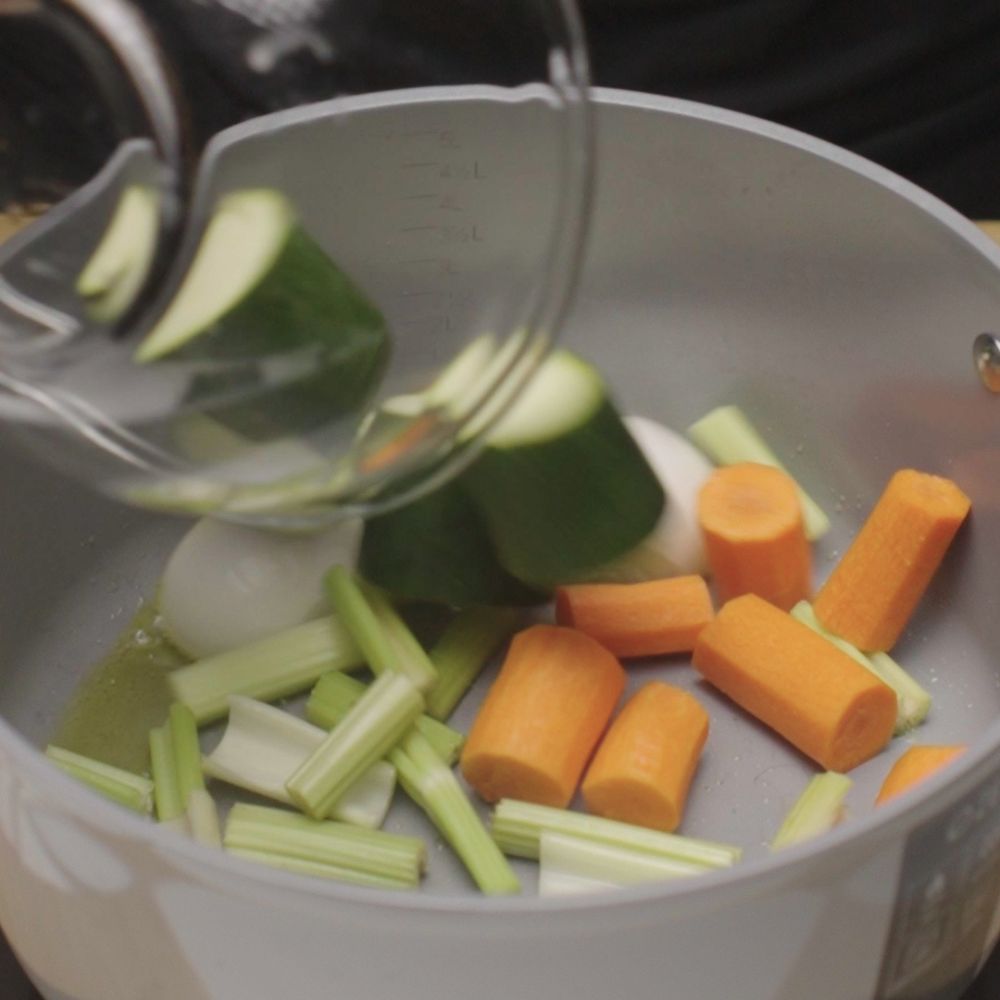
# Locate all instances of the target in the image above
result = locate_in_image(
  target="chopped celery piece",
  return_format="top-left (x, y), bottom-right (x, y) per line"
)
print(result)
top-left (305, 678), bottom-right (517, 893)
top-left (149, 724), bottom-right (184, 823)
top-left (771, 772), bottom-right (852, 851)
top-left (168, 617), bottom-right (364, 724)
top-left (424, 607), bottom-right (521, 721)
top-left (45, 746), bottom-right (154, 815)
top-left (286, 672), bottom-right (424, 819)
top-left (358, 580), bottom-right (438, 693)
top-left (325, 567), bottom-right (437, 693)
top-left (169, 703), bottom-right (205, 802)
top-left (790, 601), bottom-right (931, 735)
top-left (228, 848), bottom-right (415, 890)
top-left (332, 760), bottom-right (397, 830)
top-left (686, 405), bottom-right (830, 540)
top-left (187, 788), bottom-right (222, 847)
top-left (204, 696), bottom-right (323, 804)
top-left (151, 705), bottom-right (221, 844)
top-left (324, 566), bottom-right (398, 677)
top-left (225, 803), bottom-right (425, 888)
top-left (307, 672), bottom-right (464, 765)
top-left (393, 730), bottom-right (519, 895)
top-left (538, 831), bottom-right (705, 896)
top-left (537, 869), bottom-right (618, 896)
top-left (203, 696), bottom-right (396, 828)
top-left (492, 799), bottom-right (741, 869)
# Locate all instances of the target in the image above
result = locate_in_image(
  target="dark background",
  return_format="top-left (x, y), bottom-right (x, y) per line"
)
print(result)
top-left (1, 0), bottom-right (998, 995)
top-left (4, 0), bottom-right (1000, 217)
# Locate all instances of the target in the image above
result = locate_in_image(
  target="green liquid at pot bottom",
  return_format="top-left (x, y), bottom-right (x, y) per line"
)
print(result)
top-left (50, 603), bottom-right (189, 775)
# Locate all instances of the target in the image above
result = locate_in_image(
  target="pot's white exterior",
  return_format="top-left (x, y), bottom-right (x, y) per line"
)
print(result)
top-left (1, 89), bottom-right (999, 1000)
top-left (1, 730), bottom-right (999, 1000)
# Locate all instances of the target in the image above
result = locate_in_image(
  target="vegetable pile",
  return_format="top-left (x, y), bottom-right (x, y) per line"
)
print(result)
top-left (46, 353), bottom-right (973, 897)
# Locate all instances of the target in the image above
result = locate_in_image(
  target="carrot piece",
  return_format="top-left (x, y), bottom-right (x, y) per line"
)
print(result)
top-left (813, 469), bottom-right (971, 652)
top-left (554, 576), bottom-right (714, 658)
top-left (460, 625), bottom-right (625, 808)
top-left (875, 745), bottom-right (967, 805)
top-left (692, 593), bottom-right (896, 772)
top-left (581, 682), bottom-right (709, 832)
top-left (697, 462), bottom-right (812, 611)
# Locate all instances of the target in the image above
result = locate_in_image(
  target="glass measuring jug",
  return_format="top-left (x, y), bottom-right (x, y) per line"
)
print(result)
top-left (0, 0), bottom-right (591, 524)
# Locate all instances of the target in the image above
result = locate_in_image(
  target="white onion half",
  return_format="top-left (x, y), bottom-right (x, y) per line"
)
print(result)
top-left (159, 517), bottom-right (362, 658)
top-left (624, 414), bottom-right (714, 577)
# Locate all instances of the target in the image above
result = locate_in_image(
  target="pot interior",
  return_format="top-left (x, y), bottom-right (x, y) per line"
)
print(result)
top-left (0, 91), bottom-right (998, 896)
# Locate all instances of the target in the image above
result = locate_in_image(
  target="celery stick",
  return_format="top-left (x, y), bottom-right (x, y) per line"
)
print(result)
top-left (169, 704), bottom-right (205, 802)
top-left (149, 724), bottom-right (184, 823)
top-left (204, 696), bottom-right (396, 828)
top-left (771, 772), bottom-right (852, 851)
top-left (225, 802), bottom-right (425, 888)
top-left (538, 831), bottom-right (705, 895)
top-left (395, 730), bottom-right (519, 895)
top-left (204, 696), bottom-right (324, 804)
top-left (308, 672), bottom-right (464, 765)
top-left (285, 672), bottom-right (424, 819)
top-left (357, 580), bottom-right (438, 693)
top-left (790, 601), bottom-right (931, 735)
top-left (168, 617), bottom-right (364, 724)
top-left (187, 788), bottom-right (222, 847)
top-left (537, 869), bottom-right (618, 896)
top-left (492, 799), bottom-right (742, 868)
top-left (151, 704), bottom-right (220, 844)
top-left (687, 404), bottom-right (830, 540)
top-left (169, 703), bottom-right (222, 846)
top-left (45, 746), bottom-right (154, 815)
top-left (424, 607), bottom-right (521, 721)
top-left (324, 566), bottom-right (398, 677)
top-left (332, 760), bottom-right (397, 830)
top-left (325, 568), bottom-right (438, 693)
top-left (228, 848), bottom-right (416, 890)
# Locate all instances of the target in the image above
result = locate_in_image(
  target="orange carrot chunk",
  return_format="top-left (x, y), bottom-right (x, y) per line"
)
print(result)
top-left (813, 469), bottom-right (971, 652)
top-left (875, 745), bottom-right (967, 805)
top-left (698, 462), bottom-right (812, 611)
top-left (460, 625), bottom-right (625, 808)
top-left (581, 681), bottom-right (709, 832)
top-left (554, 576), bottom-right (714, 658)
top-left (692, 593), bottom-right (896, 772)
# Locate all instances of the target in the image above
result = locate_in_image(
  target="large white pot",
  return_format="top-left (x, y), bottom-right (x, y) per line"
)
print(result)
top-left (0, 89), bottom-right (997, 1000)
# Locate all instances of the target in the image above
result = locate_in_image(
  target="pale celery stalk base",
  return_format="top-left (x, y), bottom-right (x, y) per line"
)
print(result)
top-left (203, 695), bottom-right (397, 828)
top-left (771, 772), bottom-right (852, 851)
top-left (492, 799), bottom-right (742, 868)
top-left (538, 830), bottom-right (706, 896)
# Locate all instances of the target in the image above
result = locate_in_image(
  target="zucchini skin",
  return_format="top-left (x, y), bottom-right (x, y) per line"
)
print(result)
top-left (359, 478), bottom-right (544, 609)
top-left (176, 225), bottom-right (390, 439)
top-left (463, 398), bottom-right (666, 586)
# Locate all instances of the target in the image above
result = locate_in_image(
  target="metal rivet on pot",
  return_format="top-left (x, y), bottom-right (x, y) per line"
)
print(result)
top-left (974, 333), bottom-right (1000, 392)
